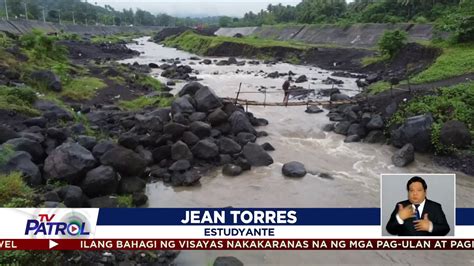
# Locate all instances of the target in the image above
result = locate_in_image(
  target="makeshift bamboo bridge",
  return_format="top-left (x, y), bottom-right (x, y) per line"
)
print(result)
top-left (221, 82), bottom-right (361, 109)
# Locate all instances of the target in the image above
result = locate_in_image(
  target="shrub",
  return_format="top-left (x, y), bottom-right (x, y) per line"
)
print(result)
top-left (0, 86), bottom-right (40, 116)
top-left (0, 172), bottom-right (33, 207)
top-left (377, 30), bottom-right (408, 59)
top-left (19, 29), bottom-right (67, 62)
top-left (391, 82), bottom-right (474, 153)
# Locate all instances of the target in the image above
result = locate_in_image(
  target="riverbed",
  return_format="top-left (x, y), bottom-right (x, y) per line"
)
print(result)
top-left (120, 37), bottom-right (474, 265)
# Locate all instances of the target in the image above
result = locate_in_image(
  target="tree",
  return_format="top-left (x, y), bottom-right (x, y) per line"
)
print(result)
top-left (378, 29), bottom-right (408, 58)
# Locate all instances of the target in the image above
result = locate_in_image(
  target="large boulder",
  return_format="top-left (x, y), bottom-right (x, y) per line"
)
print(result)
top-left (214, 256), bottom-right (243, 266)
top-left (347, 124), bottom-right (366, 138)
top-left (182, 131), bottom-right (200, 147)
top-left (44, 142), bottom-right (97, 183)
top-left (119, 177), bottom-right (146, 194)
top-left (222, 164), bottom-right (243, 176)
top-left (282, 161), bottom-right (306, 177)
top-left (4, 138), bottom-right (44, 163)
top-left (92, 140), bottom-right (116, 158)
top-left (0, 151), bottom-right (42, 186)
top-left (171, 141), bottom-right (193, 161)
top-left (81, 166), bottom-right (118, 197)
top-left (0, 125), bottom-right (19, 144)
top-left (330, 93), bottom-right (350, 101)
top-left (100, 146), bottom-right (147, 177)
top-left (191, 139), bottom-right (219, 159)
top-left (189, 121), bottom-right (212, 139)
top-left (242, 143), bottom-right (273, 166)
top-left (30, 70), bottom-right (62, 92)
top-left (57, 185), bottom-right (84, 207)
top-left (440, 120), bottom-right (471, 149)
top-left (229, 111), bottom-right (257, 135)
top-left (392, 143), bottom-right (415, 167)
top-left (334, 121), bottom-right (351, 135)
top-left (163, 122), bottom-right (188, 138)
top-left (152, 145), bottom-right (171, 163)
top-left (236, 132), bottom-right (257, 145)
top-left (208, 108), bottom-right (228, 126)
top-left (364, 130), bottom-right (386, 144)
top-left (295, 75), bottom-right (308, 83)
top-left (170, 169), bottom-right (201, 186)
top-left (194, 86), bottom-right (222, 112)
top-left (218, 137), bottom-right (242, 154)
top-left (169, 159), bottom-right (191, 172)
top-left (179, 82), bottom-right (206, 97)
top-left (171, 96), bottom-right (195, 115)
top-left (35, 100), bottom-right (73, 121)
top-left (366, 115), bottom-right (384, 130)
top-left (134, 113), bottom-right (163, 133)
top-left (391, 114), bottom-right (434, 152)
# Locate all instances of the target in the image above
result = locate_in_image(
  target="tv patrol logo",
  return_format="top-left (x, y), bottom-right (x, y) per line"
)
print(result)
top-left (25, 211), bottom-right (91, 237)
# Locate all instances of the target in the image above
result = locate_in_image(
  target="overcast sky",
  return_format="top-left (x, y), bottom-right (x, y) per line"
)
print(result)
top-left (91, 0), bottom-right (303, 18)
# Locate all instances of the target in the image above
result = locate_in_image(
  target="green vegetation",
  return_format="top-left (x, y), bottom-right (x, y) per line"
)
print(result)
top-left (119, 77), bottom-right (173, 110)
top-left (391, 82), bottom-right (474, 153)
top-left (137, 75), bottom-right (164, 91)
top-left (91, 33), bottom-right (141, 44)
top-left (367, 81), bottom-right (391, 94)
top-left (378, 30), bottom-right (408, 59)
top-left (117, 194), bottom-right (134, 207)
top-left (361, 54), bottom-right (389, 66)
top-left (0, 250), bottom-right (61, 265)
top-left (232, 0), bottom-right (470, 27)
top-left (163, 31), bottom-right (312, 55)
top-left (0, 172), bottom-right (33, 207)
top-left (61, 77), bottom-right (107, 101)
top-left (0, 144), bottom-right (15, 166)
top-left (410, 43), bottom-right (474, 84)
top-left (0, 86), bottom-right (40, 116)
top-left (20, 30), bottom-right (68, 63)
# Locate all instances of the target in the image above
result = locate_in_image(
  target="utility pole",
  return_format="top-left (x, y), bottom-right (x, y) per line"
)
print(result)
top-left (23, 1), bottom-right (28, 20)
top-left (58, 10), bottom-right (61, 25)
top-left (72, 11), bottom-right (75, 25)
top-left (4, 0), bottom-right (8, 20)
top-left (41, 6), bottom-right (45, 23)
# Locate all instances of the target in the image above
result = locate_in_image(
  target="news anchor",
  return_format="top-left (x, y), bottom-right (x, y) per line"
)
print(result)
top-left (386, 176), bottom-right (450, 236)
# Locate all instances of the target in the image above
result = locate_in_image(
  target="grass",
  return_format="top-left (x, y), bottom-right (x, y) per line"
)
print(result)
top-left (0, 86), bottom-right (41, 116)
top-left (361, 54), bottom-right (389, 66)
top-left (0, 172), bottom-right (33, 207)
top-left (91, 33), bottom-right (142, 44)
top-left (409, 42), bottom-right (474, 84)
top-left (61, 76), bottom-right (106, 100)
top-left (163, 31), bottom-right (313, 55)
top-left (117, 194), bottom-right (134, 208)
top-left (137, 75), bottom-right (163, 90)
top-left (367, 81), bottom-right (391, 94)
top-left (0, 144), bottom-right (15, 166)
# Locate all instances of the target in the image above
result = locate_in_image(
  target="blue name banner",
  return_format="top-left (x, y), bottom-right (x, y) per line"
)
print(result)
top-left (96, 208), bottom-right (474, 226)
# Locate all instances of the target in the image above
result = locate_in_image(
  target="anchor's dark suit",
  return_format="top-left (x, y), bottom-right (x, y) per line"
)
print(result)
top-left (386, 199), bottom-right (450, 236)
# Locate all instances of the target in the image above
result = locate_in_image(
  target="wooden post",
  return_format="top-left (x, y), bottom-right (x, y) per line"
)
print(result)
top-left (263, 89), bottom-right (267, 107)
top-left (235, 82), bottom-right (242, 104)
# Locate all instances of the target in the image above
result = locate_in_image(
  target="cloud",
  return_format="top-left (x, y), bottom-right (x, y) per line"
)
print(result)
top-left (91, 0), bottom-right (301, 17)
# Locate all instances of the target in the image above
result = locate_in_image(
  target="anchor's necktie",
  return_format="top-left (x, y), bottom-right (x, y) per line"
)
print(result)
top-left (414, 204), bottom-right (421, 220)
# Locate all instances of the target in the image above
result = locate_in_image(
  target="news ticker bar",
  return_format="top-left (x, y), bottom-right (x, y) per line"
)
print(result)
top-left (1, 239), bottom-right (474, 250)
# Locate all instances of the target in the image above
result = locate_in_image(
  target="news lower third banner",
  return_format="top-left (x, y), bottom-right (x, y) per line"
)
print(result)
top-left (1, 208), bottom-right (474, 250)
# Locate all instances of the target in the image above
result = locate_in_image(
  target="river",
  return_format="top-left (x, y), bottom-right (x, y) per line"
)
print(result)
top-left (120, 37), bottom-right (474, 265)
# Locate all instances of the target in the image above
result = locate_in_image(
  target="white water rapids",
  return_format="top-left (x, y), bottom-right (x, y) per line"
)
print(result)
top-left (119, 37), bottom-right (474, 265)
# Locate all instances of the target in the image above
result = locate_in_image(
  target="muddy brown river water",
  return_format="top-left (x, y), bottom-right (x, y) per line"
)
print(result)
top-left (120, 37), bottom-right (474, 265)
